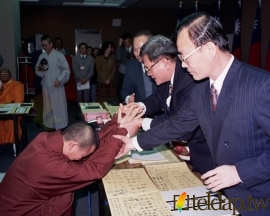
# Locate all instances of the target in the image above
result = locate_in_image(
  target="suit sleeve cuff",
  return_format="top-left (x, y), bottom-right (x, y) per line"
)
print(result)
top-left (132, 136), bottom-right (143, 152)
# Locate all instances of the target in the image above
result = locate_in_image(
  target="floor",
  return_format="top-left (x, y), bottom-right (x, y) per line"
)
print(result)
top-left (0, 101), bottom-right (104, 216)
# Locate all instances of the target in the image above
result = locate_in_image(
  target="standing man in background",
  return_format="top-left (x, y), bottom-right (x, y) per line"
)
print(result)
top-left (116, 32), bottom-right (134, 101)
top-left (36, 35), bottom-right (70, 130)
top-left (54, 37), bottom-right (71, 56)
top-left (72, 42), bottom-right (94, 103)
top-left (0, 54), bottom-right (3, 67)
top-left (121, 30), bottom-right (158, 104)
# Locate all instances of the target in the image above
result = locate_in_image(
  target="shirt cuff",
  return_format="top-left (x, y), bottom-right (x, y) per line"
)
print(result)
top-left (125, 96), bottom-right (130, 104)
top-left (142, 118), bottom-right (153, 131)
top-left (132, 136), bottom-right (143, 152)
top-left (137, 102), bottom-right (147, 112)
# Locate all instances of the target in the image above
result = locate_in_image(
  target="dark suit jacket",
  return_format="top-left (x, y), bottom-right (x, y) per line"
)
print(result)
top-left (121, 59), bottom-right (158, 102)
top-left (142, 59), bottom-right (214, 174)
top-left (116, 46), bottom-right (135, 67)
top-left (137, 58), bottom-right (270, 215)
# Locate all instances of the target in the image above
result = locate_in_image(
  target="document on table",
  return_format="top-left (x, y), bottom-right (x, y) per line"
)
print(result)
top-left (129, 149), bottom-right (168, 164)
top-left (144, 163), bottom-right (203, 191)
top-left (0, 103), bottom-right (18, 112)
top-left (15, 107), bottom-right (26, 113)
top-left (109, 191), bottom-right (173, 216)
top-left (77, 81), bottom-right (90, 90)
top-left (102, 168), bottom-right (173, 216)
top-left (103, 168), bottom-right (159, 197)
top-left (134, 145), bottom-right (181, 165)
top-left (103, 102), bottom-right (119, 117)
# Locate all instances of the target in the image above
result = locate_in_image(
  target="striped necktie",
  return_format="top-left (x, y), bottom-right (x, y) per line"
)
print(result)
top-left (167, 84), bottom-right (173, 111)
top-left (210, 83), bottom-right (218, 111)
top-left (169, 84), bottom-right (173, 96)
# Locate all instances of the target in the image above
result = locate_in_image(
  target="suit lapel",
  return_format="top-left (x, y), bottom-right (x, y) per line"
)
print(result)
top-left (211, 59), bottom-right (242, 158)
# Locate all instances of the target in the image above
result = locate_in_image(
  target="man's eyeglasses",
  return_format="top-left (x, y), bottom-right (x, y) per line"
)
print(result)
top-left (178, 45), bottom-right (203, 62)
top-left (144, 59), bottom-right (160, 74)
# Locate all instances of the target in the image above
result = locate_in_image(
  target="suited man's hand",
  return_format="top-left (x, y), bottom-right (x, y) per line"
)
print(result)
top-left (113, 135), bottom-right (135, 159)
top-left (128, 93), bottom-right (135, 104)
top-left (201, 165), bottom-right (242, 192)
top-left (121, 102), bottom-right (140, 113)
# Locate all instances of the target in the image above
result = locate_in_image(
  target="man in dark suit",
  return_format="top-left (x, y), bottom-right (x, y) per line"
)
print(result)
top-left (138, 35), bottom-right (214, 175)
top-left (116, 32), bottom-right (135, 101)
top-left (121, 30), bottom-right (158, 104)
top-left (114, 12), bottom-right (270, 215)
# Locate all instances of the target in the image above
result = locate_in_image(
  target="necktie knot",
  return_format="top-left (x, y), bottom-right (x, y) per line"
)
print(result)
top-left (210, 83), bottom-right (218, 111)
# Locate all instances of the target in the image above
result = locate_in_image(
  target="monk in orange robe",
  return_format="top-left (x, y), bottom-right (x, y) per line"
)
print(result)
top-left (0, 68), bottom-right (24, 145)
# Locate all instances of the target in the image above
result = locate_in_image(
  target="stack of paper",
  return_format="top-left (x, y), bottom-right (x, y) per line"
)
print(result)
top-left (129, 149), bottom-right (168, 164)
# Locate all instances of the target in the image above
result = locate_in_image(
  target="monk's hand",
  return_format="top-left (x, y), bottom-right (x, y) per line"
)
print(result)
top-left (119, 102), bottom-right (144, 114)
top-left (117, 103), bottom-right (144, 124)
top-left (201, 165), bottom-right (241, 192)
top-left (54, 79), bottom-right (61, 87)
top-left (113, 135), bottom-right (135, 159)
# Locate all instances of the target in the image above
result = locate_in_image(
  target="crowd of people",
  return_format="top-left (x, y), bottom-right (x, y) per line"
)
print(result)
top-left (1, 11), bottom-right (270, 215)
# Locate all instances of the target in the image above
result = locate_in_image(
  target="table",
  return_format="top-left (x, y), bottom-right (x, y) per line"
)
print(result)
top-left (99, 146), bottom-right (201, 216)
top-left (0, 103), bottom-right (34, 156)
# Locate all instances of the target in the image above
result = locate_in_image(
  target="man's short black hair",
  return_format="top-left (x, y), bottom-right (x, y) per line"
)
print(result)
top-left (41, 35), bottom-right (53, 44)
top-left (62, 122), bottom-right (98, 149)
top-left (79, 42), bottom-right (87, 49)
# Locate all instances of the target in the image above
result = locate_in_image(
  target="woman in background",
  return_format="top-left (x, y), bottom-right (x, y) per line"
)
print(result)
top-left (95, 42), bottom-right (116, 102)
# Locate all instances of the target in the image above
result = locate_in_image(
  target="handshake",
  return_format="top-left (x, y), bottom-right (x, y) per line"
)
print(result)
top-left (116, 102), bottom-right (145, 138)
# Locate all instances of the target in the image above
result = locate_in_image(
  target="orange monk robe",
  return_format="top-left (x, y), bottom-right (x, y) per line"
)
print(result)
top-left (0, 79), bottom-right (24, 144)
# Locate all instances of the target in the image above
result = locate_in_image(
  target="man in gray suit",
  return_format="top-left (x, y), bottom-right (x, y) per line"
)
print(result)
top-left (72, 42), bottom-right (94, 102)
top-left (114, 12), bottom-right (270, 215)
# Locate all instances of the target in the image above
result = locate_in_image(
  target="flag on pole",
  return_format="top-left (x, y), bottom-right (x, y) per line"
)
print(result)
top-left (176, 1), bottom-right (183, 27)
top-left (232, 0), bottom-right (241, 60)
top-left (215, 0), bottom-right (221, 21)
top-left (248, 0), bottom-right (261, 68)
top-left (195, 0), bottom-right (198, 12)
